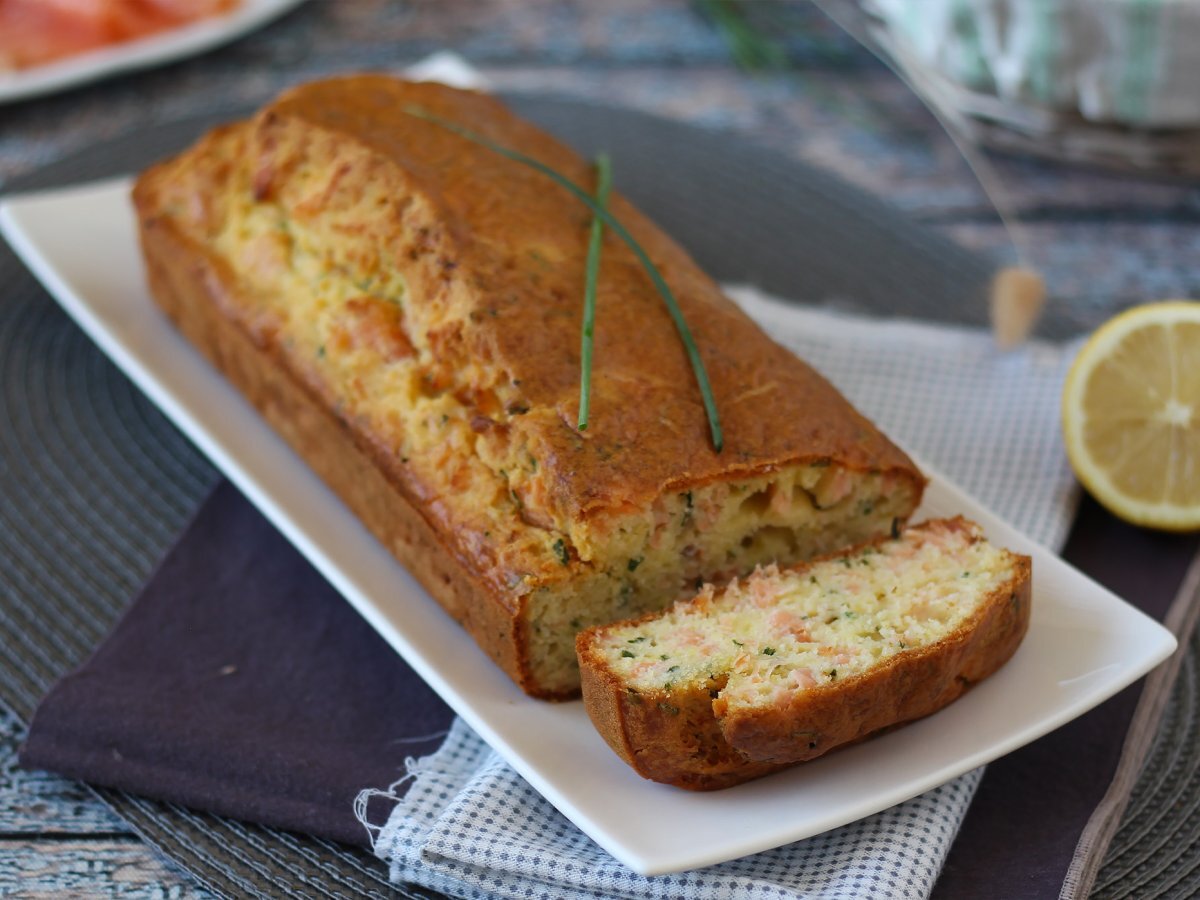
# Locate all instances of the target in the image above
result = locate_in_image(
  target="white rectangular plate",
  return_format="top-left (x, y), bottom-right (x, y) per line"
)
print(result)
top-left (0, 178), bottom-right (1177, 876)
top-left (0, 0), bottom-right (306, 105)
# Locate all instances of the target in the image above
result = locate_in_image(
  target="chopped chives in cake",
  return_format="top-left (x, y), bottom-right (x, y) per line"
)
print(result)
top-left (577, 517), bottom-right (1032, 789)
top-left (602, 518), bottom-right (1012, 699)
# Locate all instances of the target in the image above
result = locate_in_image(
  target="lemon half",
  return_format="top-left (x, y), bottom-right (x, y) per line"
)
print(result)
top-left (1062, 301), bottom-right (1200, 531)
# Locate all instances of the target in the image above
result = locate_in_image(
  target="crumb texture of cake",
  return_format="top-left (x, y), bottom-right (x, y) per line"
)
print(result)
top-left (133, 76), bottom-right (924, 697)
top-left (577, 517), bottom-right (1031, 788)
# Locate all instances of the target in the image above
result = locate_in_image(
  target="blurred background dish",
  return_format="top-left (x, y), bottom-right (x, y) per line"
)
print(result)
top-left (830, 0), bottom-right (1200, 174)
top-left (0, 0), bottom-right (306, 104)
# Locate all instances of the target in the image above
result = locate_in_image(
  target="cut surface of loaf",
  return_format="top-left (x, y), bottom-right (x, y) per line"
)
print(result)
top-left (133, 76), bottom-right (924, 697)
top-left (578, 517), bottom-right (1031, 788)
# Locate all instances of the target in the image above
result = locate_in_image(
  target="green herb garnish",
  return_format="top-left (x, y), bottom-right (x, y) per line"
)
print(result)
top-left (402, 105), bottom-right (724, 452)
top-left (578, 153), bottom-right (612, 431)
top-left (627, 556), bottom-right (643, 572)
top-left (761, 647), bottom-right (776, 656)
top-left (552, 538), bottom-right (570, 566)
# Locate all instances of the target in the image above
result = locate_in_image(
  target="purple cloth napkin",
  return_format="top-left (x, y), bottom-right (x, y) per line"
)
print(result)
top-left (20, 482), bottom-right (1197, 893)
top-left (20, 480), bottom-right (454, 846)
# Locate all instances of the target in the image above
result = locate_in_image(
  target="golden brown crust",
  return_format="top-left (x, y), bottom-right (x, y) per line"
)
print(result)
top-left (136, 210), bottom-right (565, 697)
top-left (577, 521), bottom-right (1032, 789)
top-left (579, 648), bottom-right (791, 790)
top-left (235, 77), bottom-right (923, 531)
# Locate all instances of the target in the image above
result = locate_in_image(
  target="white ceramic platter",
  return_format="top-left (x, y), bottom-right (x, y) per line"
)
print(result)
top-left (0, 178), bottom-right (1177, 875)
top-left (0, 0), bottom-right (306, 105)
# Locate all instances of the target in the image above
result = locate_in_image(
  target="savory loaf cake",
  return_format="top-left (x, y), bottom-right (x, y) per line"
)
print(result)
top-left (578, 517), bottom-right (1031, 788)
top-left (133, 75), bottom-right (925, 698)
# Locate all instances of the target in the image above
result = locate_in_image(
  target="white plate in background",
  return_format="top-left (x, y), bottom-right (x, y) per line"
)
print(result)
top-left (0, 178), bottom-right (1177, 875)
top-left (0, 0), bottom-right (306, 105)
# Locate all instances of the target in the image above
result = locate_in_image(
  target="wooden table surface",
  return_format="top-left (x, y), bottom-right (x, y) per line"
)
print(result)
top-left (1, 1), bottom-right (1197, 896)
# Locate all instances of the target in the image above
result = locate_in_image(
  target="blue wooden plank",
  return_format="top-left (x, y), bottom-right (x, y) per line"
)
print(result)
top-left (0, 707), bottom-right (127, 836)
top-left (0, 839), bottom-right (211, 898)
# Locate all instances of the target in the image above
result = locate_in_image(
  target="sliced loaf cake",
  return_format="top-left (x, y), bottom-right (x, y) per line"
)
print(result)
top-left (576, 517), bottom-right (1031, 789)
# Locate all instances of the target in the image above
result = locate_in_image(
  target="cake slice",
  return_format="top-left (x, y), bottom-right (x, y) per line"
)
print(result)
top-left (577, 517), bottom-right (1031, 789)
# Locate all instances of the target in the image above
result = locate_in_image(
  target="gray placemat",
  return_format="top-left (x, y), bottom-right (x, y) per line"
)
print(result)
top-left (1092, 559), bottom-right (1200, 900)
top-left (1, 95), bottom-right (1195, 899)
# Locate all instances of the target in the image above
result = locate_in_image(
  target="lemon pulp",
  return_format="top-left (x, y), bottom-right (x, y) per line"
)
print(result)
top-left (1062, 301), bottom-right (1200, 531)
